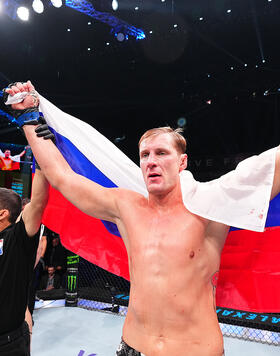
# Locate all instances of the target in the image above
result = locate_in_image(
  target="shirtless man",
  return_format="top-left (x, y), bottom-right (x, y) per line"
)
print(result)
top-left (0, 148), bottom-right (26, 170)
top-left (4, 81), bottom-right (280, 356)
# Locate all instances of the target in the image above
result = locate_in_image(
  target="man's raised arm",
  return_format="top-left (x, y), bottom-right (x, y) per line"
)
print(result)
top-left (21, 168), bottom-right (49, 236)
top-left (5, 81), bottom-right (120, 224)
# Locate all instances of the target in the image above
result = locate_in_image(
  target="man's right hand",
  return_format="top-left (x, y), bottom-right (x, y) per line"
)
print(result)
top-left (4, 81), bottom-right (38, 112)
top-left (2, 81), bottom-right (55, 141)
top-left (2, 80), bottom-right (42, 127)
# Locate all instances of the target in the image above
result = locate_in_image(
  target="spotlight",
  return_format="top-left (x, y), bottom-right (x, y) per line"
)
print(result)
top-left (230, 67), bottom-right (234, 70)
top-left (112, 0), bottom-right (118, 11)
top-left (17, 6), bottom-right (29, 21)
top-left (32, 0), bottom-right (44, 14)
top-left (116, 32), bottom-right (125, 41)
top-left (88, 21), bottom-right (91, 25)
top-left (173, 24), bottom-right (178, 28)
top-left (177, 117), bottom-right (186, 128)
top-left (199, 17), bottom-right (203, 21)
top-left (227, 9), bottom-right (231, 13)
top-left (135, 6), bottom-right (139, 10)
top-left (106, 42), bottom-right (110, 45)
top-left (262, 59), bottom-right (266, 63)
top-left (51, 0), bottom-right (62, 8)
top-left (244, 63), bottom-right (248, 67)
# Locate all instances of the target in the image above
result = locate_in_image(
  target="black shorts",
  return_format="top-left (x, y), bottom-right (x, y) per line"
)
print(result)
top-left (0, 322), bottom-right (30, 356)
top-left (116, 339), bottom-right (144, 356)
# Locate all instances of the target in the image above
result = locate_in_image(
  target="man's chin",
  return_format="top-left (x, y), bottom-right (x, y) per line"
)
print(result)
top-left (147, 184), bottom-right (165, 195)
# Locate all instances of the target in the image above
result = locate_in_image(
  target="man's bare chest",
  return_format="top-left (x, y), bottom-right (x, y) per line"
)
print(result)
top-left (123, 208), bottom-right (209, 265)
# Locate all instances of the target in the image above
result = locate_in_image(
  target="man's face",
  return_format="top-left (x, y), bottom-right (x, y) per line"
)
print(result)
top-left (4, 150), bottom-right (11, 158)
top-left (48, 267), bottom-right (55, 275)
top-left (139, 133), bottom-right (187, 195)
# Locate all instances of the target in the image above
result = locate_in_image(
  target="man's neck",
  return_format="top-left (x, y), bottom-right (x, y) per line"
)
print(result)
top-left (148, 184), bottom-right (184, 212)
top-left (0, 220), bottom-right (12, 233)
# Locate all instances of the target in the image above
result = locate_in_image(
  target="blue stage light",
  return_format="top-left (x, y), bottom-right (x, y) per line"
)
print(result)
top-left (65, 0), bottom-right (145, 41)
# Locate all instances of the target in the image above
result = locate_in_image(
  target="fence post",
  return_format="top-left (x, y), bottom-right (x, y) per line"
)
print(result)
top-left (65, 253), bottom-right (79, 307)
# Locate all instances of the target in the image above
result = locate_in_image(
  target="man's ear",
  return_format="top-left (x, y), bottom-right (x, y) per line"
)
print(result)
top-left (0, 209), bottom-right (9, 222)
top-left (179, 154), bottom-right (188, 172)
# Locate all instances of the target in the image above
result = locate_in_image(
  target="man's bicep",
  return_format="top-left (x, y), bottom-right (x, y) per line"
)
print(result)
top-left (22, 203), bottom-right (43, 237)
top-left (59, 172), bottom-right (120, 222)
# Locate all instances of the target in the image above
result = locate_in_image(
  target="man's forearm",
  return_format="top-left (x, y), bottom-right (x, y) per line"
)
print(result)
top-left (31, 169), bottom-right (49, 210)
top-left (23, 125), bottom-right (71, 190)
top-left (19, 149), bottom-right (26, 158)
top-left (22, 167), bottom-right (50, 236)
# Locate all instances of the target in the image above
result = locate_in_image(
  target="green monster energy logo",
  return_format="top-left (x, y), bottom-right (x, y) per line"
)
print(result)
top-left (67, 255), bottom-right (80, 265)
top-left (68, 274), bottom-right (77, 292)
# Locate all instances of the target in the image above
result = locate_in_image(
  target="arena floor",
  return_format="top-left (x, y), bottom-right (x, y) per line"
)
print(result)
top-left (32, 304), bottom-right (280, 356)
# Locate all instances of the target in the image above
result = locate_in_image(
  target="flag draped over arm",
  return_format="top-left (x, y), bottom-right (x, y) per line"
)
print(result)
top-left (37, 94), bottom-right (280, 312)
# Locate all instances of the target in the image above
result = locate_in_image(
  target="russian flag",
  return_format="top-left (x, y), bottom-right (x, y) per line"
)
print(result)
top-left (37, 95), bottom-right (280, 312)
top-left (217, 196), bottom-right (280, 313)
top-left (39, 96), bottom-right (147, 281)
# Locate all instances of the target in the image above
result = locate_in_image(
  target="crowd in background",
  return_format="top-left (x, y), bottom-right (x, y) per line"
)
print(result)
top-left (33, 226), bottom-right (67, 292)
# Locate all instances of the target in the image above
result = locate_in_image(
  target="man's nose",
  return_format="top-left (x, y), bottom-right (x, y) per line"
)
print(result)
top-left (146, 153), bottom-right (157, 166)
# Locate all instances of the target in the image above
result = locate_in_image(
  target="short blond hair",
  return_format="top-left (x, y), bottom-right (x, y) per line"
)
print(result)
top-left (138, 127), bottom-right (186, 154)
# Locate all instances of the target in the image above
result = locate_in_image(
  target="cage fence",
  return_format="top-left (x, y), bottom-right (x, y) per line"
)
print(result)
top-left (37, 256), bottom-right (280, 346)
top-left (78, 257), bottom-right (129, 316)
top-left (76, 258), bottom-right (280, 345)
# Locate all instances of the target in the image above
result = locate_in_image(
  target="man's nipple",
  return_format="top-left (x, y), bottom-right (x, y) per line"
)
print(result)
top-left (189, 251), bottom-right (195, 258)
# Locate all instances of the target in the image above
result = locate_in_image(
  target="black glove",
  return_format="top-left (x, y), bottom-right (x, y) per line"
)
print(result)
top-left (35, 118), bottom-right (56, 143)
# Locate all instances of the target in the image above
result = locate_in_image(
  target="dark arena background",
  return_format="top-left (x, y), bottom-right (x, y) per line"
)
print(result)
top-left (1, 0), bottom-right (280, 355)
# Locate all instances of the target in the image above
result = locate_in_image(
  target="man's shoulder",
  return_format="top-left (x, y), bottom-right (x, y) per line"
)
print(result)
top-left (115, 188), bottom-right (147, 216)
top-left (6, 218), bottom-right (25, 233)
top-left (116, 187), bottom-right (146, 202)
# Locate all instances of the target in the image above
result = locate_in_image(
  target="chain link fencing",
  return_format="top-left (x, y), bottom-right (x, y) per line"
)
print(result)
top-left (37, 257), bottom-right (280, 346)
